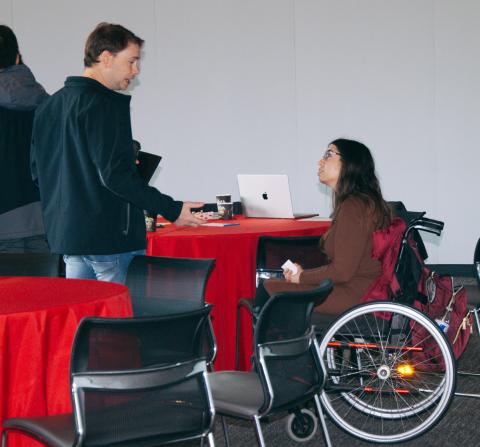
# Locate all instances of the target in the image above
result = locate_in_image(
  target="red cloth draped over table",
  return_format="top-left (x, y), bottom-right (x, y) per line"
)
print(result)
top-left (147, 216), bottom-right (330, 371)
top-left (0, 277), bottom-right (132, 447)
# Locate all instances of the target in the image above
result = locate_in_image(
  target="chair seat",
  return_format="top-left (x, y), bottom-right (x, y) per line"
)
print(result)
top-left (208, 371), bottom-right (264, 418)
top-left (4, 413), bottom-right (75, 447)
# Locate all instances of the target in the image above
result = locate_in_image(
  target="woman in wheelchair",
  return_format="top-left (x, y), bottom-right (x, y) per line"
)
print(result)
top-left (249, 139), bottom-right (457, 444)
top-left (262, 138), bottom-right (392, 315)
top-left (253, 138), bottom-right (457, 444)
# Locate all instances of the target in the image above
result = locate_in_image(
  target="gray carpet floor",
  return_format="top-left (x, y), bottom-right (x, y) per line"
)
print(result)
top-left (181, 328), bottom-right (480, 446)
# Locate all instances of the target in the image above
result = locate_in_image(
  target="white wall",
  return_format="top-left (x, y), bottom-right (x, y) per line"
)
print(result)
top-left (2, 1), bottom-right (478, 262)
top-left (434, 0), bottom-right (480, 262)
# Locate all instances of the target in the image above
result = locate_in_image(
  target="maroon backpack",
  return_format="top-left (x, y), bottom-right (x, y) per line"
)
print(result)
top-left (361, 218), bottom-right (473, 365)
top-left (412, 271), bottom-right (472, 368)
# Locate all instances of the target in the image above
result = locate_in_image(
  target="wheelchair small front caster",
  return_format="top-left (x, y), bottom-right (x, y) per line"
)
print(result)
top-left (285, 408), bottom-right (318, 442)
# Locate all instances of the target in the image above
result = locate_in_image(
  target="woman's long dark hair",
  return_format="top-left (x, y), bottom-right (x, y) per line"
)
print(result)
top-left (330, 138), bottom-right (391, 229)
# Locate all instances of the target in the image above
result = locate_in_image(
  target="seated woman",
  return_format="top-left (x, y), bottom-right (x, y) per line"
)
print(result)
top-left (263, 138), bottom-right (392, 315)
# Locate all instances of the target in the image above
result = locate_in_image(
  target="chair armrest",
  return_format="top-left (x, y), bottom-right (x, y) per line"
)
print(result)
top-left (238, 297), bottom-right (254, 314)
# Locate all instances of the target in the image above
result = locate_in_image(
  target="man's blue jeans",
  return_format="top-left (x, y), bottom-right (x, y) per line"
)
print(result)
top-left (64, 249), bottom-right (146, 284)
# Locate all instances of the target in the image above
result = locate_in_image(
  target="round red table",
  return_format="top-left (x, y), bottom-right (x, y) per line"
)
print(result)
top-left (147, 216), bottom-right (330, 370)
top-left (0, 277), bottom-right (132, 447)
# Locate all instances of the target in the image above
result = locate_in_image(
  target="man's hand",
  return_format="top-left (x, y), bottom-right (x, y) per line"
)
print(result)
top-left (174, 202), bottom-right (208, 227)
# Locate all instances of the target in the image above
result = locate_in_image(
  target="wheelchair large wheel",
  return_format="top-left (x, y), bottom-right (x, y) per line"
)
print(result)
top-left (318, 301), bottom-right (456, 444)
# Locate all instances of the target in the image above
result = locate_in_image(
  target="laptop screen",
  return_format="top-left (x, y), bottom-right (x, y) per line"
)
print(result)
top-left (237, 174), bottom-right (296, 218)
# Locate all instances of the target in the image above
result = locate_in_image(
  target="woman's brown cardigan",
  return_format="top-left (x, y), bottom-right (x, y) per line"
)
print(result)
top-left (264, 196), bottom-right (381, 315)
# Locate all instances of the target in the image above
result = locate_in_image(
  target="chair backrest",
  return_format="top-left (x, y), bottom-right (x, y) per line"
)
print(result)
top-left (126, 255), bottom-right (215, 315)
top-left (70, 307), bottom-right (215, 446)
top-left (252, 280), bottom-right (333, 415)
top-left (254, 235), bottom-right (328, 287)
top-left (125, 255), bottom-right (216, 364)
top-left (0, 253), bottom-right (62, 277)
top-left (256, 235), bottom-right (327, 270)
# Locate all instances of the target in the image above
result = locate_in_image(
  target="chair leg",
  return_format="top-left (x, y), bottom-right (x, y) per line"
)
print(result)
top-left (472, 308), bottom-right (480, 335)
top-left (207, 431), bottom-right (215, 447)
top-left (2, 430), bottom-right (7, 447)
top-left (221, 416), bottom-right (231, 447)
top-left (235, 305), bottom-right (242, 370)
top-left (253, 415), bottom-right (266, 447)
top-left (236, 299), bottom-right (257, 370)
top-left (314, 394), bottom-right (332, 447)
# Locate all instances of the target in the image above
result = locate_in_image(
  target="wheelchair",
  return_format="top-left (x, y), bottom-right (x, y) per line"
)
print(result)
top-left (286, 215), bottom-right (458, 444)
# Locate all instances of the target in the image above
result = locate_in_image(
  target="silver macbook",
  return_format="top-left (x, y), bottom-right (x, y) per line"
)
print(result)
top-left (237, 174), bottom-right (318, 219)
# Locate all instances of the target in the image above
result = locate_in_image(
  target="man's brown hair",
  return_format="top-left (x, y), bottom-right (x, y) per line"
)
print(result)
top-left (84, 22), bottom-right (144, 67)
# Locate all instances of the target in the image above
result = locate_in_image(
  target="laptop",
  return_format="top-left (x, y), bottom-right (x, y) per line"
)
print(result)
top-left (137, 151), bottom-right (162, 183)
top-left (237, 174), bottom-right (318, 219)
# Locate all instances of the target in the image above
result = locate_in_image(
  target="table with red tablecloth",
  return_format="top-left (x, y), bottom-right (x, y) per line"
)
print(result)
top-left (147, 216), bottom-right (330, 371)
top-left (0, 277), bottom-right (132, 447)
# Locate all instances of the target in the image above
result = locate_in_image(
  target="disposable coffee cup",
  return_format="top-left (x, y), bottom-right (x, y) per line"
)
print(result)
top-left (218, 202), bottom-right (234, 220)
top-left (144, 210), bottom-right (157, 232)
top-left (216, 193), bottom-right (233, 219)
top-left (216, 194), bottom-right (231, 205)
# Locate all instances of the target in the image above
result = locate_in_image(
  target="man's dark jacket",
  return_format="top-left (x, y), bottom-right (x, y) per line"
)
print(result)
top-left (31, 76), bottom-right (182, 255)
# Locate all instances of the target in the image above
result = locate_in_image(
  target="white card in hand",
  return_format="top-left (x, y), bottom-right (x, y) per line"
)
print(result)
top-left (281, 259), bottom-right (298, 275)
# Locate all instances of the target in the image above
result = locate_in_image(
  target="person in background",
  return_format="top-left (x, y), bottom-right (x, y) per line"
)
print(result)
top-left (263, 138), bottom-right (392, 315)
top-left (31, 22), bottom-right (205, 284)
top-left (0, 25), bottom-right (49, 253)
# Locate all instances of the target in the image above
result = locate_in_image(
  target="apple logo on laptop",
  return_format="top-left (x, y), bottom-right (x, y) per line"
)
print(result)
top-left (262, 192), bottom-right (268, 200)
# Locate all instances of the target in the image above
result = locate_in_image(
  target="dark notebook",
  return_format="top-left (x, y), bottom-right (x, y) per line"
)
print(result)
top-left (137, 151), bottom-right (162, 183)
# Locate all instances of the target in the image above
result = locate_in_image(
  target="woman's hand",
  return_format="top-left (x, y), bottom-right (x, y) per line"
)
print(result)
top-left (284, 263), bottom-right (303, 284)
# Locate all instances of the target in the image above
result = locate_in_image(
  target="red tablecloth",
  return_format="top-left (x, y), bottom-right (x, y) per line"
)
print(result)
top-left (147, 216), bottom-right (330, 370)
top-left (0, 277), bottom-right (132, 447)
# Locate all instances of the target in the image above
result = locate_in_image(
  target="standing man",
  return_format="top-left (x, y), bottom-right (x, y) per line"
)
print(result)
top-left (0, 25), bottom-right (49, 252)
top-left (31, 22), bottom-right (205, 284)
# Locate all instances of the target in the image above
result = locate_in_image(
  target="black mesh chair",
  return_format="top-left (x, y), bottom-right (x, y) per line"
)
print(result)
top-left (209, 280), bottom-right (333, 447)
top-left (0, 253), bottom-right (63, 277)
top-left (126, 255), bottom-right (217, 365)
top-left (1, 307), bottom-right (216, 447)
top-left (235, 235), bottom-right (327, 368)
